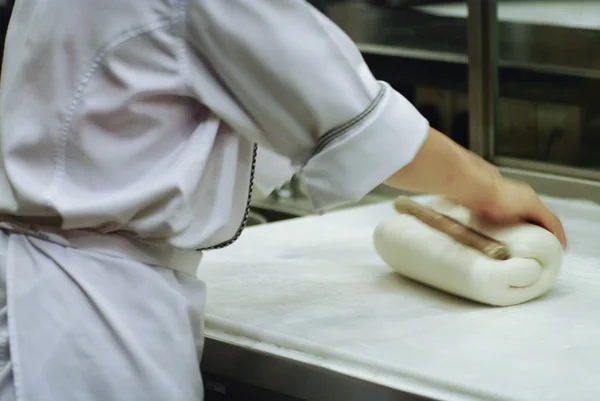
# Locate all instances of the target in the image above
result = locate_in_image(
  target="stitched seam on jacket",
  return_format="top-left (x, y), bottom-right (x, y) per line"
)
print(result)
top-left (43, 20), bottom-right (174, 205)
top-left (174, 0), bottom-right (193, 96)
top-left (310, 84), bottom-right (386, 158)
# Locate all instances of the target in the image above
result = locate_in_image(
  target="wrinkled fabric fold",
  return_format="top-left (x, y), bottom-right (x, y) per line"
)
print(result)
top-left (0, 229), bottom-right (206, 401)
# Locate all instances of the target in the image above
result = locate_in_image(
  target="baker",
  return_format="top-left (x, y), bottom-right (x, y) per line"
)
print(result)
top-left (0, 1), bottom-right (566, 400)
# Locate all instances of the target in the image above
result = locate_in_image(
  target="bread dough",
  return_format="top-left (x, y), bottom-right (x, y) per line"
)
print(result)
top-left (373, 198), bottom-right (564, 306)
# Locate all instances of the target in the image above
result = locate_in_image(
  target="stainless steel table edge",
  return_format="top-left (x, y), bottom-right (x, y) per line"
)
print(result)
top-left (201, 336), bottom-right (434, 401)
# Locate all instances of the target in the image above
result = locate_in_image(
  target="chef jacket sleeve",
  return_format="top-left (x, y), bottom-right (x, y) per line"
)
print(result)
top-left (184, 0), bottom-right (429, 211)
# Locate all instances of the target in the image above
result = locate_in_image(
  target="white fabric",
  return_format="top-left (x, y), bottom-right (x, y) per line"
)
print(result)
top-left (0, 1), bottom-right (431, 399)
top-left (0, 226), bottom-right (206, 401)
top-left (0, 0), bottom-right (428, 257)
top-left (252, 147), bottom-right (296, 201)
top-left (199, 195), bottom-right (600, 401)
top-left (373, 198), bottom-right (564, 306)
top-left (0, 250), bottom-right (13, 401)
top-left (0, 1), bottom-right (430, 399)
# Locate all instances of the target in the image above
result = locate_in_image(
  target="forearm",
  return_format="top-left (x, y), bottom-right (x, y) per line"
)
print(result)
top-left (385, 127), bottom-right (498, 204)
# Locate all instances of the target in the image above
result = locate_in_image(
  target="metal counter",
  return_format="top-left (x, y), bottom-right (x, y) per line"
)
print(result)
top-left (203, 337), bottom-right (431, 401)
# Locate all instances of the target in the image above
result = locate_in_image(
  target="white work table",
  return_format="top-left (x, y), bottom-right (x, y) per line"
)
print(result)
top-left (198, 196), bottom-right (600, 401)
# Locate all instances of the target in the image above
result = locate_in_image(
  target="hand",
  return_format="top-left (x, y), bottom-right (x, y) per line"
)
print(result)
top-left (459, 175), bottom-right (567, 248)
top-left (384, 128), bottom-right (566, 248)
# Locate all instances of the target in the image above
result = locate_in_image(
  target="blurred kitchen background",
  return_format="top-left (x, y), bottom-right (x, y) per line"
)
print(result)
top-left (315, 0), bottom-right (600, 168)
top-left (312, 0), bottom-right (600, 167)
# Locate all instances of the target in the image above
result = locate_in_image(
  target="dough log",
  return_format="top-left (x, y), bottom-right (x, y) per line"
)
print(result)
top-left (373, 198), bottom-right (564, 306)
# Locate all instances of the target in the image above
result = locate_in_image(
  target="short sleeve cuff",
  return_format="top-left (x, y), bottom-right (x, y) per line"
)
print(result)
top-left (298, 82), bottom-right (429, 212)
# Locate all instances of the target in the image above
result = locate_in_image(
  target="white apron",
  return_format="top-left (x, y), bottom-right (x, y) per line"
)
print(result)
top-left (0, 221), bottom-right (206, 401)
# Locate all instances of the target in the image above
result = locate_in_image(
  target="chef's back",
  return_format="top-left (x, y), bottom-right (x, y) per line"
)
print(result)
top-left (0, 0), bottom-right (257, 253)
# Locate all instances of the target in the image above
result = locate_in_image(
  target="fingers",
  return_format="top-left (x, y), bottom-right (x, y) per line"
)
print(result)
top-left (549, 215), bottom-right (567, 248)
top-left (519, 184), bottom-right (568, 248)
top-left (529, 203), bottom-right (568, 249)
top-left (468, 186), bottom-right (567, 249)
top-left (458, 177), bottom-right (568, 248)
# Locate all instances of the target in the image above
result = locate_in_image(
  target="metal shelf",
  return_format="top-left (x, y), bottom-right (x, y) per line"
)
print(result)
top-left (325, 1), bottom-right (600, 79)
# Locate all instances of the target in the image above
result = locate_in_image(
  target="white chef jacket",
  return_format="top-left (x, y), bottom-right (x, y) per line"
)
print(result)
top-left (0, 0), bottom-right (428, 268)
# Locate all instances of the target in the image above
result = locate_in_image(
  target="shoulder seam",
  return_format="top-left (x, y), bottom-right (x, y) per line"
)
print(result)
top-left (174, 0), bottom-right (194, 96)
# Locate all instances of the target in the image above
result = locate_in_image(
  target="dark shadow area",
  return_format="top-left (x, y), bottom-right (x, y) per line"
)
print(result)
top-left (0, 1), bottom-right (13, 76)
